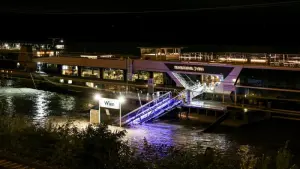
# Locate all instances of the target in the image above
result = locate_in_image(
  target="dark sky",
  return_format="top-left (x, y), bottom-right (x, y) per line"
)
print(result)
top-left (1, 0), bottom-right (300, 46)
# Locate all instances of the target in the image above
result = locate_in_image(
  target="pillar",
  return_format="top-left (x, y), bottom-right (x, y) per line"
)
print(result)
top-left (100, 68), bottom-right (104, 79)
top-left (57, 64), bottom-right (62, 75)
top-left (267, 54), bottom-right (271, 66)
top-left (123, 69), bottom-right (127, 82)
top-left (186, 89), bottom-right (191, 104)
top-left (78, 66), bottom-right (82, 77)
top-left (147, 72), bottom-right (154, 94)
top-left (222, 94), bottom-right (225, 103)
top-left (234, 91), bottom-right (237, 105)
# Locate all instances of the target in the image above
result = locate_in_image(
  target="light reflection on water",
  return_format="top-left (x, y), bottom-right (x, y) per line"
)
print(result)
top-left (2, 79), bottom-right (298, 158)
top-left (0, 85), bottom-right (239, 154)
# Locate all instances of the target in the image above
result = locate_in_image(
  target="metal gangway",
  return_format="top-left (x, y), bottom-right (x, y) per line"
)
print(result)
top-left (119, 84), bottom-right (205, 126)
top-left (120, 91), bottom-right (185, 126)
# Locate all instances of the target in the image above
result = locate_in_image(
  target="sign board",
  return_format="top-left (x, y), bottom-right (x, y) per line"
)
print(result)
top-left (165, 63), bottom-right (234, 77)
top-left (173, 65), bottom-right (204, 72)
top-left (100, 98), bottom-right (120, 109)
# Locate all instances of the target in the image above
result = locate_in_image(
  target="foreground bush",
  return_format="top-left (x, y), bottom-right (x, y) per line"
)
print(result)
top-left (0, 116), bottom-right (298, 169)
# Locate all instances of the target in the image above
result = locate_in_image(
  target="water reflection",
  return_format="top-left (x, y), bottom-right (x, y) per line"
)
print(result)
top-left (59, 95), bottom-right (76, 112)
top-left (0, 79), bottom-right (298, 159)
top-left (4, 95), bottom-right (15, 114)
top-left (33, 91), bottom-right (49, 123)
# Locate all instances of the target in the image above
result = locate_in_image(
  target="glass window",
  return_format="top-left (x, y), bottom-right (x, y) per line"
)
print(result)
top-left (154, 72), bottom-right (164, 84)
top-left (62, 65), bottom-right (78, 76)
top-left (103, 68), bottom-right (124, 80)
top-left (131, 71), bottom-right (150, 81)
top-left (81, 67), bottom-right (100, 78)
top-left (138, 71), bottom-right (150, 80)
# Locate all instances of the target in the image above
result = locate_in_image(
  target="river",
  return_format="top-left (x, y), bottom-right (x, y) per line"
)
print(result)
top-left (1, 78), bottom-right (300, 162)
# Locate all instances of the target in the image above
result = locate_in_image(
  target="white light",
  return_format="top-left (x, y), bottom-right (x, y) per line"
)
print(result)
top-left (244, 108), bottom-right (248, 113)
top-left (244, 94), bottom-right (247, 97)
top-left (60, 39), bottom-right (64, 43)
top-left (37, 62), bottom-right (41, 65)
top-left (118, 96), bottom-right (125, 103)
top-left (16, 44), bottom-right (20, 48)
top-left (94, 94), bottom-right (101, 100)
top-left (4, 43), bottom-right (8, 47)
top-left (17, 62), bottom-right (20, 66)
top-left (60, 79), bottom-right (64, 83)
top-left (68, 80), bottom-right (72, 84)
top-left (62, 65), bottom-right (68, 69)
top-left (232, 79), bottom-right (236, 82)
top-left (41, 45), bottom-right (44, 48)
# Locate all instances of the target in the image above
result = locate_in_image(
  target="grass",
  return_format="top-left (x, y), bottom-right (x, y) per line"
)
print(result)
top-left (0, 115), bottom-right (298, 169)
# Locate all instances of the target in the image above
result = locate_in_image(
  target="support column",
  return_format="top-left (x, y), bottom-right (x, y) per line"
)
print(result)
top-left (186, 89), bottom-right (191, 104)
top-left (57, 64), bottom-right (62, 75)
top-left (99, 68), bottom-right (104, 80)
top-left (123, 69), bottom-right (127, 82)
top-left (78, 66), bottom-right (82, 77)
top-left (234, 91), bottom-right (237, 105)
top-left (222, 94), bottom-right (225, 103)
top-left (148, 72), bottom-right (154, 94)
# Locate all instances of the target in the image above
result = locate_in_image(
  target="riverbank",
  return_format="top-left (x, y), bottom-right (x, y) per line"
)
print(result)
top-left (0, 115), bottom-right (298, 169)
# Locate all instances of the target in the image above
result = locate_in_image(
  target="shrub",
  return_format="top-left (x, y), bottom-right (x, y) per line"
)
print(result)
top-left (0, 115), bottom-right (298, 169)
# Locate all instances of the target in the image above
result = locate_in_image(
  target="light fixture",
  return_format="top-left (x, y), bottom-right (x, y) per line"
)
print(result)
top-left (94, 94), bottom-right (101, 100)
top-left (118, 96), bottom-right (125, 103)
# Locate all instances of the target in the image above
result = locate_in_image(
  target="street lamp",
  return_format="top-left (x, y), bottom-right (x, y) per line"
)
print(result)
top-left (118, 96), bottom-right (125, 127)
top-left (94, 94), bottom-right (101, 124)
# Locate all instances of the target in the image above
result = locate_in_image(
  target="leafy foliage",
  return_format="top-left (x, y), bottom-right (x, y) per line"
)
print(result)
top-left (0, 115), bottom-right (298, 169)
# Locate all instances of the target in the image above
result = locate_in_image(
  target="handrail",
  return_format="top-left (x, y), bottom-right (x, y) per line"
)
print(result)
top-left (120, 91), bottom-right (172, 119)
top-left (184, 74), bottom-right (196, 86)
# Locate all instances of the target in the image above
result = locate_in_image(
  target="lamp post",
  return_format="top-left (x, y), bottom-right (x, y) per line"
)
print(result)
top-left (118, 96), bottom-right (125, 127)
top-left (94, 94), bottom-right (101, 124)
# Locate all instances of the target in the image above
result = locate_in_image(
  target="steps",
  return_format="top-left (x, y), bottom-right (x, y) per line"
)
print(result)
top-left (120, 91), bottom-right (184, 126)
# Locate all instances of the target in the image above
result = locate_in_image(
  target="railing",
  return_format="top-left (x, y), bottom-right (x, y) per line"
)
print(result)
top-left (120, 91), bottom-right (172, 126)
top-left (132, 98), bottom-right (183, 124)
top-left (172, 72), bottom-right (195, 89)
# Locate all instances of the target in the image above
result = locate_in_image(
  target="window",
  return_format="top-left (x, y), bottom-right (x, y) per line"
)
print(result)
top-left (131, 71), bottom-right (151, 82)
top-left (86, 82), bottom-right (94, 88)
top-left (81, 67), bottom-right (100, 78)
top-left (103, 68), bottom-right (124, 80)
top-left (154, 72), bottom-right (164, 84)
top-left (62, 65), bottom-right (78, 76)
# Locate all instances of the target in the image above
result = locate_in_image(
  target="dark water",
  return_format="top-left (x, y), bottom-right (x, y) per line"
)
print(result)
top-left (1, 79), bottom-right (300, 162)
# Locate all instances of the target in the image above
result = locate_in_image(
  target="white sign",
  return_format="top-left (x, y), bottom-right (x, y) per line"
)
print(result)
top-left (174, 65), bottom-right (204, 72)
top-left (100, 98), bottom-right (120, 109)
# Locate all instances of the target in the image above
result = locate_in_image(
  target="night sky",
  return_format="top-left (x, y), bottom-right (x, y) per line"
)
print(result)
top-left (1, 0), bottom-right (300, 46)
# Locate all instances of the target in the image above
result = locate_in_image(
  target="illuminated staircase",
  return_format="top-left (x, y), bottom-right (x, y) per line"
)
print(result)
top-left (172, 72), bottom-right (195, 88)
top-left (119, 86), bottom-right (205, 126)
top-left (119, 73), bottom-right (207, 126)
top-left (120, 91), bottom-right (184, 126)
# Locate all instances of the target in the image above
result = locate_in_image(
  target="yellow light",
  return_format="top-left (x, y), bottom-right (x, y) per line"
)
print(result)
top-left (251, 59), bottom-right (266, 63)
top-left (94, 94), bottom-right (101, 100)
top-left (118, 96), bottom-right (125, 103)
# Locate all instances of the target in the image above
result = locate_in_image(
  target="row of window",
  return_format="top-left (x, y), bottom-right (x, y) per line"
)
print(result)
top-left (61, 65), bottom-right (164, 84)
